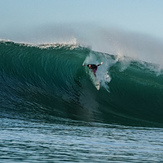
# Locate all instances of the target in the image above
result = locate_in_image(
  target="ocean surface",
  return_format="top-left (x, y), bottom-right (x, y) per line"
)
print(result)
top-left (0, 40), bottom-right (163, 162)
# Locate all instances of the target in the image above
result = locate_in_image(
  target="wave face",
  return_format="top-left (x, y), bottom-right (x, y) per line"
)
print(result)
top-left (0, 41), bottom-right (163, 127)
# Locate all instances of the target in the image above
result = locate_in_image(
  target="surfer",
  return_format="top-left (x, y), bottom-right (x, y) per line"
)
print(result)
top-left (83, 62), bottom-right (103, 77)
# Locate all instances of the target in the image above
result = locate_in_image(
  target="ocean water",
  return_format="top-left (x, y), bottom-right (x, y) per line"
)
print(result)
top-left (0, 40), bottom-right (163, 162)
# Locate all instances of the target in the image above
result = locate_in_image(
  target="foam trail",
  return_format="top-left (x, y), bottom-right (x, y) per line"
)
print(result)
top-left (83, 52), bottom-right (114, 92)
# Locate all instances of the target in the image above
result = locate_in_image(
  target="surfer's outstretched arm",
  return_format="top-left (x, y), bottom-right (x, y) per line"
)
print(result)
top-left (97, 62), bottom-right (103, 67)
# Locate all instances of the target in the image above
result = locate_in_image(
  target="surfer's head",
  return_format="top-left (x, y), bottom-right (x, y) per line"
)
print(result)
top-left (87, 64), bottom-right (91, 68)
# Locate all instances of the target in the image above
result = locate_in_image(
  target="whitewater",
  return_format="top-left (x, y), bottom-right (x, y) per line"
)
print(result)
top-left (0, 40), bottom-right (163, 162)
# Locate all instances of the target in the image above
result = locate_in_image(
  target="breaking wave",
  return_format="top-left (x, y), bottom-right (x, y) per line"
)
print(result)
top-left (0, 40), bottom-right (163, 127)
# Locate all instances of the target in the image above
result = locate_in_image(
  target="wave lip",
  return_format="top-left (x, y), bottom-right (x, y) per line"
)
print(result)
top-left (0, 40), bottom-right (163, 127)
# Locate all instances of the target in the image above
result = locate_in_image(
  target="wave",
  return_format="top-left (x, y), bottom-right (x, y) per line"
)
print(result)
top-left (0, 40), bottom-right (163, 127)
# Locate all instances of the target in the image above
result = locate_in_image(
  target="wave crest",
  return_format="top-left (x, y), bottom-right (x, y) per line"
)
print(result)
top-left (0, 40), bottom-right (163, 127)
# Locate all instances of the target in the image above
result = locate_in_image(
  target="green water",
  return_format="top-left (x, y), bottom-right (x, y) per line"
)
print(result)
top-left (0, 41), bottom-right (163, 162)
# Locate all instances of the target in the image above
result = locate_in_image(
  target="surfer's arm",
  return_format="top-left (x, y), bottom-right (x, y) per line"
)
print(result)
top-left (97, 62), bottom-right (103, 67)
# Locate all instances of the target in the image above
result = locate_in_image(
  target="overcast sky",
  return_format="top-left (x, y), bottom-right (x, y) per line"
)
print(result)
top-left (1, 0), bottom-right (163, 40)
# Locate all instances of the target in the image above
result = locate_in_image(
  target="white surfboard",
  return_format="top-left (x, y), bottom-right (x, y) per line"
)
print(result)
top-left (95, 78), bottom-right (100, 90)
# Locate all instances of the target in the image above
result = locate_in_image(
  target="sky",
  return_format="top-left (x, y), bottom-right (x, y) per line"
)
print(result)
top-left (1, 0), bottom-right (163, 39)
top-left (1, 0), bottom-right (163, 65)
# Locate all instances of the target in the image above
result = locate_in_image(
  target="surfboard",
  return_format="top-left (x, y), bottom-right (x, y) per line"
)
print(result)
top-left (89, 70), bottom-right (100, 90)
top-left (95, 78), bottom-right (100, 90)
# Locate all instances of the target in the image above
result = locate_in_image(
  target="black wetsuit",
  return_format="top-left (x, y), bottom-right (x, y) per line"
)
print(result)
top-left (87, 64), bottom-right (98, 75)
top-left (88, 64), bottom-right (97, 69)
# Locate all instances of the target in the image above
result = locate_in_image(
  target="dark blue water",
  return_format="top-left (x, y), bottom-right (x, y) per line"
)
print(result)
top-left (1, 117), bottom-right (163, 162)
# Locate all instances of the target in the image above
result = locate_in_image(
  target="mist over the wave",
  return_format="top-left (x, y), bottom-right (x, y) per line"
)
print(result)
top-left (1, 23), bottom-right (163, 66)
